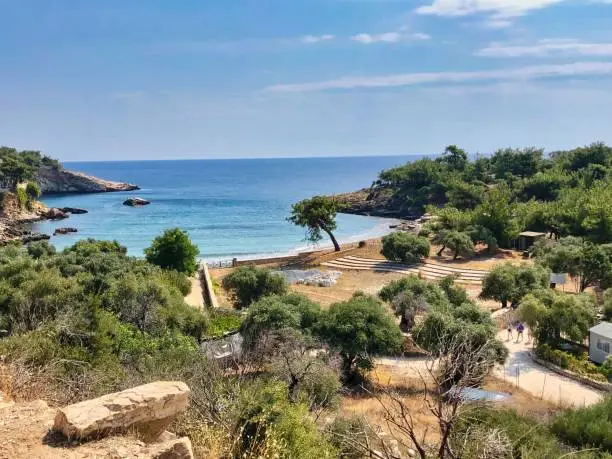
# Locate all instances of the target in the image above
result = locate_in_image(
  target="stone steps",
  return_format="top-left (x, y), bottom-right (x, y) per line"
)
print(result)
top-left (322, 256), bottom-right (487, 284)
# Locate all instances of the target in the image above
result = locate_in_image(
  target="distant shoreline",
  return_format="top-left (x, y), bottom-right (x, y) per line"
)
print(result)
top-left (201, 215), bottom-right (402, 265)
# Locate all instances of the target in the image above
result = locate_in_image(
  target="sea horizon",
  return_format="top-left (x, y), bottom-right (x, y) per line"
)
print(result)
top-left (34, 156), bottom-right (419, 259)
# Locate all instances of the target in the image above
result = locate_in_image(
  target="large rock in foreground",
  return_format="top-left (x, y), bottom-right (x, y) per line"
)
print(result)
top-left (36, 165), bottom-right (139, 194)
top-left (53, 381), bottom-right (190, 441)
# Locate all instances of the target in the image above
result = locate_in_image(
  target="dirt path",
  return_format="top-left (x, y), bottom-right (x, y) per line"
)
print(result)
top-left (184, 277), bottom-right (204, 309)
top-left (493, 331), bottom-right (603, 407)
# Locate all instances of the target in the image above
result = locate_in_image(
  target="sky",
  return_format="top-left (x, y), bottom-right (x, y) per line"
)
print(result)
top-left (1, 0), bottom-right (612, 161)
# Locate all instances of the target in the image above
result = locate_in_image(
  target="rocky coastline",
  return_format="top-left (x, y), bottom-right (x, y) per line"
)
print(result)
top-left (332, 188), bottom-right (421, 219)
top-left (0, 166), bottom-right (139, 245)
top-left (36, 165), bottom-right (139, 194)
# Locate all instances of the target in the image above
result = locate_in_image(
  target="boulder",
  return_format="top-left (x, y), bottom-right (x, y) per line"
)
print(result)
top-left (59, 207), bottom-right (88, 214)
top-left (53, 381), bottom-right (190, 441)
top-left (45, 208), bottom-right (69, 220)
top-left (54, 227), bottom-right (78, 235)
top-left (21, 233), bottom-right (51, 243)
top-left (147, 437), bottom-right (194, 459)
top-left (123, 197), bottom-right (151, 207)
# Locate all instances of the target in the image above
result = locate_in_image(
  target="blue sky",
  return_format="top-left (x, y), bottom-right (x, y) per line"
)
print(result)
top-left (1, 0), bottom-right (612, 161)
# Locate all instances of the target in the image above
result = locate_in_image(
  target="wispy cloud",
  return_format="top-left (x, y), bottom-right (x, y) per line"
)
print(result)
top-left (351, 31), bottom-right (430, 44)
top-left (300, 34), bottom-right (336, 44)
top-left (415, 0), bottom-right (567, 18)
top-left (477, 39), bottom-right (612, 57)
top-left (265, 61), bottom-right (612, 93)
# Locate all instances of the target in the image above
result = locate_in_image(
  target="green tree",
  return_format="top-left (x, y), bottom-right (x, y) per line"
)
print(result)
top-left (433, 230), bottom-right (474, 259)
top-left (437, 145), bottom-right (468, 172)
top-left (381, 232), bottom-right (430, 263)
top-left (25, 181), bottom-right (41, 200)
top-left (319, 293), bottom-right (403, 381)
top-left (288, 196), bottom-right (342, 251)
top-left (490, 147), bottom-right (543, 179)
top-left (480, 263), bottom-right (550, 309)
top-left (144, 228), bottom-right (199, 275)
top-left (222, 265), bottom-right (288, 309)
top-left (473, 184), bottom-right (520, 248)
top-left (604, 288), bottom-right (612, 320)
top-left (239, 293), bottom-right (321, 348)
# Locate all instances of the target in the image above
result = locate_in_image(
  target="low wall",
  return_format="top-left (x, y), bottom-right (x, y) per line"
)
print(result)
top-left (530, 352), bottom-right (612, 393)
top-left (199, 263), bottom-right (219, 309)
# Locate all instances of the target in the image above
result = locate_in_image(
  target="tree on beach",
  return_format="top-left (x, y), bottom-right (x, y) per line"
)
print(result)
top-left (288, 196), bottom-right (342, 251)
top-left (144, 227), bottom-right (200, 275)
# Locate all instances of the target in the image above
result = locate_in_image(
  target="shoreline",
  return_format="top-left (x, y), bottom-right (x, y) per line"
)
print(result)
top-left (201, 215), bottom-right (402, 265)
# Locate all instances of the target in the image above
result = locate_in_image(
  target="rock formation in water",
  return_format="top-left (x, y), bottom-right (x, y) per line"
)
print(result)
top-left (36, 165), bottom-right (139, 194)
top-left (123, 197), bottom-right (151, 206)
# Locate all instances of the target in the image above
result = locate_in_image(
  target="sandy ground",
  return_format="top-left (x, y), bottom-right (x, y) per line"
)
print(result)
top-left (184, 277), bottom-right (204, 309)
top-left (493, 330), bottom-right (603, 407)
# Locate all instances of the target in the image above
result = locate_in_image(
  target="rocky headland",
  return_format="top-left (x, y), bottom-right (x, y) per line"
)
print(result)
top-left (332, 187), bottom-right (421, 219)
top-left (36, 165), bottom-right (139, 194)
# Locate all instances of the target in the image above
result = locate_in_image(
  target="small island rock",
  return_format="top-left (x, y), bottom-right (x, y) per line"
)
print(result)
top-left (123, 197), bottom-right (151, 207)
top-left (54, 227), bottom-right (78, 235)
top-left (60, 207), bottom-right (88, 215)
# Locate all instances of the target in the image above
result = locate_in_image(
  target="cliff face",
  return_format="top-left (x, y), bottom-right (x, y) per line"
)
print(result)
top-left (333, 188), bottom-right (419, 218)
top-left (36, 166), bottom-right (139, 194)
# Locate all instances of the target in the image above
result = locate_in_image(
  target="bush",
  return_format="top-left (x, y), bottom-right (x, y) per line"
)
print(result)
top-left (536, 345), bottom-right (609, 382)
top-left (207, 309), bottom-right (243, 337)
top-left (358, 240), bottom-right (367, 248)
top-left (551, 396), bottom-right (612, 453)
top-left (222, 265), bottom-right (288, 309)
top-left (604, 288), bottom-right (612, 320)
top-left (144, 228), bottom-right (200, 275)
top-left (381, 232), bottom-right (430, 263)
top-left (26, 240), bottom-right (56, 259)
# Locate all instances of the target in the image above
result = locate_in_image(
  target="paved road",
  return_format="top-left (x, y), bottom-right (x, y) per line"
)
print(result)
top-left (494, 331), bottom-right (603, 407)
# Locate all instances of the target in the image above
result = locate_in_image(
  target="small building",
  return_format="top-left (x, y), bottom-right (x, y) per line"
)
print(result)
top-left (589, 322), bottom-right (612, 364)
top-left (516, 231), bottom-right (546, 251)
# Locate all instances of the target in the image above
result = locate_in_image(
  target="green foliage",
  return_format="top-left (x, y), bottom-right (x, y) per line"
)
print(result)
top-left (234, 381), bottom-right (337, 458)
top-left (490, 147), bottom-right (543, 179)
top-left (519, 290), bottom-right (597, 345)
top-left (535, 344), bottom-right (610, 381)
top-left (433, 229), bottom-right (475, 259)
top-left (25, 181), bottom-right (41, 199)
top-left (26, 240), bottom-right (56, 259)
top-left (551, 396), bottom-right (612, 453)
top-left (222, 265), bottom-right (288, 309)
top-left (453, 406), bottom-right (603, 459)
top-left (288, 196), bottom-right (342, 251)
top-left (473, 183), bottom-right (521, 248)
top-left (381, 232), bottom-right (430, 263)
top-left (480, 262), bottom-right (550, 309)
top-left (208, 308), bottom-right (243, 337)
top-left (604, 288), bottom-right (612, 320)
top-left (144, 228), bottom-right (200, 275)
top-left (319, 293), bottom-right (403, 380)
top-left (240, 293), bottom-right (321, 348)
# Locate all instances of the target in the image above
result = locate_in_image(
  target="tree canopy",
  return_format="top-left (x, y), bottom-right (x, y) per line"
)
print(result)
top-left (288, 196), bottom-right (342, 251)
top-left (144, 228), bottom-right (200, 275)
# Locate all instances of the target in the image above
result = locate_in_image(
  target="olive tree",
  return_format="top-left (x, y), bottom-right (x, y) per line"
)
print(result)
top-left (222, 265), bottom-right (288, 309)
top-left (479, 263), bottom-right (550, 309)
top-left (319, 293), bottom-right (403, 382)
top-left (381, 232), bottom-right (430, 264)
top-left (288, 196), bottom-right (342, 251)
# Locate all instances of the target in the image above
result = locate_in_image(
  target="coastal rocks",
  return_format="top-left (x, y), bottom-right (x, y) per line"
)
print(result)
top-left (54, 227), bottom-right (78, 235)
top-left (53, 381), bottom-right (190, 441)
top-left (123, 197), bottom-right (151, 207)
top-left (36, 165), bottom-right (139, 194)
top-left (59, 207), bottom-right (88, 214)
top-left (45, 208), bottom-right (69, 220)
top-left (147, 437), bottom-right (194, 458)
top-left (331, 188), bottom-right (422, 219)
top-left (22, 233), bottom-right (51, 243)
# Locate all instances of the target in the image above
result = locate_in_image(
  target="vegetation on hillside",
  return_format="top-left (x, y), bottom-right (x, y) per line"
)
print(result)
top-left (0, 146), bottom-right (60, 190)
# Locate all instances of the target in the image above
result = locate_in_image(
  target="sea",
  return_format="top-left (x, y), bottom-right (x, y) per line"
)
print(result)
top-left (33, 156), bottom-right (420, 260)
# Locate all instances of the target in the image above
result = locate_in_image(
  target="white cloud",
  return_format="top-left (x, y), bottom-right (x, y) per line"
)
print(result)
top-left (265, 61), bottom-right (612, 92)
top-left (415, 0), bottom-right (567, 18)
top-left (351, 31), bottom-right (430, 44)
top-left (300, 34), bottom-right (335, 44)
top-left (352, 32), bottom-right (402, 44)
top-left (477, 39), bottom-right (612, 57)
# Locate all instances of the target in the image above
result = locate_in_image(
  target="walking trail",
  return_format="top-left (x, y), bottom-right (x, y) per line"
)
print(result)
top-left (493, 330), bottom-right (603, 407)
top-left (184, 276), bottom-right (204, 309)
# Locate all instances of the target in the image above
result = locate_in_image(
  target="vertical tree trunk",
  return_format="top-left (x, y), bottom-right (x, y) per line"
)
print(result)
top-left (437, 245), bottom-right (446, 256)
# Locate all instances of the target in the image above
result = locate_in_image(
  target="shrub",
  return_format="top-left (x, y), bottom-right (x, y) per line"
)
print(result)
top-left (144, 228), bottom-right (200, 275)
top-left (604, 288), bottom-right (612, 320)
top-left (207, 309), bottom-right (243, 337)
top-left (551, 396), bottom-right (612, 453)
top-left (536, 345), bottom-right (609, 382)
top-left (222, 265), bottom-right (288, 309)
top-left (26, 240), bottom-right (56, 259)
top-left (358, 240), bottom-right (367, 248)
top-left (381, 232), bottom-right (430, 263)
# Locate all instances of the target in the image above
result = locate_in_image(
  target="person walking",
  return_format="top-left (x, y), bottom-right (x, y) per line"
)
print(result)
top-left (516, 322), bottom-right (525, 343)
top-left (506, 321), bottom-right (513, 341)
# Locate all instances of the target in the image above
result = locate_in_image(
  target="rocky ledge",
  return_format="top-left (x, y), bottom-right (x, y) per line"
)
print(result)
top-left (37, 166), bottom-right (139, 194)
top-left (332, 188), bottom-right (421, 219)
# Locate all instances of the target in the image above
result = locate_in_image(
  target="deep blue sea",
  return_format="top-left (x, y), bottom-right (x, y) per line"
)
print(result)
top-left (33, 156), bottom-right (419, 260)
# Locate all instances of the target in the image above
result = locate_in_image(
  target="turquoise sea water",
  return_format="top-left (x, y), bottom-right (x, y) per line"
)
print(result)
top-left (34, 156), bottom-right (420, 260)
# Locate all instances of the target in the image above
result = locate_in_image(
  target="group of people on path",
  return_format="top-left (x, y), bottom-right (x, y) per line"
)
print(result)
top-left (507, 321), bottom-right (527, 343)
